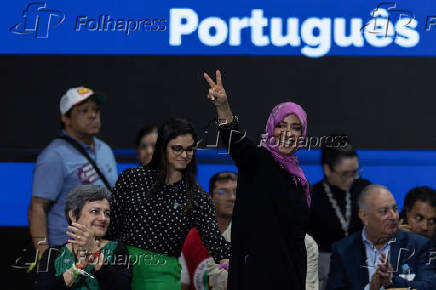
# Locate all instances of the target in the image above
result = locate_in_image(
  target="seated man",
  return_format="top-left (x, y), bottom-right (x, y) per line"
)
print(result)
top-left (180, 171), bottom-right (236, 290)
top-left (327, 185), bottom-right (436, 290)
top-left (399, 186), bottom-right (436, 243)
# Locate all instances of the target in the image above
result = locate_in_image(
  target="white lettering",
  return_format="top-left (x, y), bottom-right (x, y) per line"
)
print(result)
top-left (198, 17), bottom-right (228, 46)
top-left (334, 18), bottom-right (364, 47)
top-left (364, 8), bottom-right (394, 47)
top-left (250, 9), bottom-right (269, 46)
top-left (270, 17), bottom-right (300, 46)
top-left (301, 18), bottom-right (331, 58)
top-left (395, 18), bottom-right (419, 47)
top-left (169, 9), bottom-right (198, 46)
top-left (168, 8), bottom-right (420, 58)
top-left (229, 17), bottom-right (250, 46)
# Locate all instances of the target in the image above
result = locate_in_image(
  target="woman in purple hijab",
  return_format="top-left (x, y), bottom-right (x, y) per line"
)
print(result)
top-left (203, 70), bottom-right (310, 290)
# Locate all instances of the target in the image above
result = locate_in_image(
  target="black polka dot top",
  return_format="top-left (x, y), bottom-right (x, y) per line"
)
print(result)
top-left (106, 167), bottom-right (231, 262)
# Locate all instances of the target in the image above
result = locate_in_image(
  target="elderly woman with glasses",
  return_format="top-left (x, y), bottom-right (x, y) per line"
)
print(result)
top-left (35, 185), bottom-right (132, 290)
top-left (106, 118), bottom-right (230, 290)
top-left (309, 140), bottom-right (371, 289)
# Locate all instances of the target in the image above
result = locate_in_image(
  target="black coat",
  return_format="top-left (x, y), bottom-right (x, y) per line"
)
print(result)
top-left (309, 178), bottom-right (370, 252)
top-left (220, 125), bottom-right (310, 290)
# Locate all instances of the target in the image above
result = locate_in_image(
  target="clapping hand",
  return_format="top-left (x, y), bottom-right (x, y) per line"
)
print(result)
top-left (370, 252), bottom-right (393, 289)
top-left (67, 223), bottom-right (98, 262)
top-left (377, 253), bottom-right (393, 287)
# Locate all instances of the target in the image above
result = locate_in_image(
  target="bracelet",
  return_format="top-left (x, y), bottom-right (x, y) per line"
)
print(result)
top-left (72, 263), bottom-right (95, 279)
top-left (26, 252), bottom-right (44, 273)
top-left (66, 268), bottom-right (79, 277)
top-left (216, 114), bottom-right (238, 128)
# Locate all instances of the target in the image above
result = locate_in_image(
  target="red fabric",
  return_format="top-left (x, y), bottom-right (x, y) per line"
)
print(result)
top-left (182, 228), bottom-right (211, 290)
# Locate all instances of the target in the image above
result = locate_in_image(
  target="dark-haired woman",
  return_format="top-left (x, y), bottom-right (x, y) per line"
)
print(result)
top-left (135, 125), bottom-right (158, 167)
top-left (203, 70), bottom-right (311, 290)
top-left (309, 142), bottom-right (370, 289)
top-left (106, 118), bottom-right (230, 290)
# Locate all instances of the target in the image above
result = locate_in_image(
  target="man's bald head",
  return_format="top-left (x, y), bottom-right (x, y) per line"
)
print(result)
top-left (358, 184), bottom-right (399, 245)
top-left (358, 185), bottom-right (391, 212)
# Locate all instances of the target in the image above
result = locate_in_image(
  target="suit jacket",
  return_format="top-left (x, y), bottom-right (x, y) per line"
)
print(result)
top-left (326, 229), bottom-right (436, 290)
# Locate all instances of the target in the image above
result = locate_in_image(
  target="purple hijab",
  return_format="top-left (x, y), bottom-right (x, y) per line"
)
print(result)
top-left (260, 102), bottom-right (311, 207)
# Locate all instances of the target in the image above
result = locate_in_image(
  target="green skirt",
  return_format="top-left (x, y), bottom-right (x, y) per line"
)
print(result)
top-left (127, 246), bottom-right (181, 290)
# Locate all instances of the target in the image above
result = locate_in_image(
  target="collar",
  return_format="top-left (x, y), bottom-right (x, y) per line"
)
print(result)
top-left (323, 179), bottom-right (347, 195)
top-left (362, 227), bottom-right (397, 250)
top-left (61, 130), bottom-right (96, 152)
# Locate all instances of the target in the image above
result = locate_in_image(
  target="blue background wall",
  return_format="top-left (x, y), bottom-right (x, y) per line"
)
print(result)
top-left (3, 149), bottom-right (436, 226)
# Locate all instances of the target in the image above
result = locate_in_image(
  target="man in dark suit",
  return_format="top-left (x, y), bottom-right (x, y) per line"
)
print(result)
top-left (326, 185), bottom-right (436, 290)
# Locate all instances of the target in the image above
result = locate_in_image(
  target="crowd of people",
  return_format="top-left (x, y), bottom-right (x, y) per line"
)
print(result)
top-left (28, 72), bottom-right (436, 289)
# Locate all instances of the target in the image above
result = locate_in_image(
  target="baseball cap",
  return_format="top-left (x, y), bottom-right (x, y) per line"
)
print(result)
top-left (59, 87), bottom-right (106, 115)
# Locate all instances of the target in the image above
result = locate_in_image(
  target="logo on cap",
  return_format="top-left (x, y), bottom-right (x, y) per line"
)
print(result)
top-left (77, 87), bottom-right (91, 95)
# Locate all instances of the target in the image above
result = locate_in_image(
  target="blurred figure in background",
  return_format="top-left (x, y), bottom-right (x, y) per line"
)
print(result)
top-left (29, 87), bottom-right (117, 258)
top-left (399, 186), bottom-right (436, 244)
top-left (309, 139), bottom-right (370, 289)
top-left (135, 125), bottom-right (158, 167)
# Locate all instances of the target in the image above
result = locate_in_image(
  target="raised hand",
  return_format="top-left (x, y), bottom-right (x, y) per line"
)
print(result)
top-left (204, 70), bottom-right (228, 107)
top-left (203, 70), bottom-right (233, 123)
top-left (376, 253), bottom-right (393, 287)
top-left (66, 223), bottom-right (98, 257)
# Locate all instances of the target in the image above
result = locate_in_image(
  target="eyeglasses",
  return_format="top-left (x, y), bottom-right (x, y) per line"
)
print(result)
top-left (333, 168), bottom-right (363, 180)
top-left (215, 189), bottom-right (237, 196)
top-left (170, 145), bottom-right (197, 156)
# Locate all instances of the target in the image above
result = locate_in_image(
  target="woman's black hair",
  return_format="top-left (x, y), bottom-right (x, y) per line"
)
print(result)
top-left (135, 125), bottom-right (158, 147)
top-left (148, 118), bottom-right (199, 213)
top-left (321, 135), bottom-right (357, 169)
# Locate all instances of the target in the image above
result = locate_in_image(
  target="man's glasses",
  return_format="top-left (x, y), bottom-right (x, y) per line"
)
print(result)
top-left (333, 168), bottom-right (363, 180)
top-left (215, 189), bottom-right (237, 196)
top-left (170, 145), bottom-right (197, 156)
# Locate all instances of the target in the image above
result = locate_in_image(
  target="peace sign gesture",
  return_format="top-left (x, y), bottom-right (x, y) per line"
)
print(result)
top-left (203, 70), bottom-right (228, 108)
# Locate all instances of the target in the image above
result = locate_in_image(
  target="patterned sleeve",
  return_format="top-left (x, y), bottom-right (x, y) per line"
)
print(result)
top-left (192, 187), bottom-right (231, 262)
top-left (106, 169), bottom-right (131, 241)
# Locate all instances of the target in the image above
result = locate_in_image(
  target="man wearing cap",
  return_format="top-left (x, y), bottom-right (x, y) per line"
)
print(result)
top-left (28, 87), bottom-right (118, 256)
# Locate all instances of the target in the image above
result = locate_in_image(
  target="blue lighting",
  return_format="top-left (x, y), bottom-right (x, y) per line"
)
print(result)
top-left (2, 149), bottom-right (436, 226)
